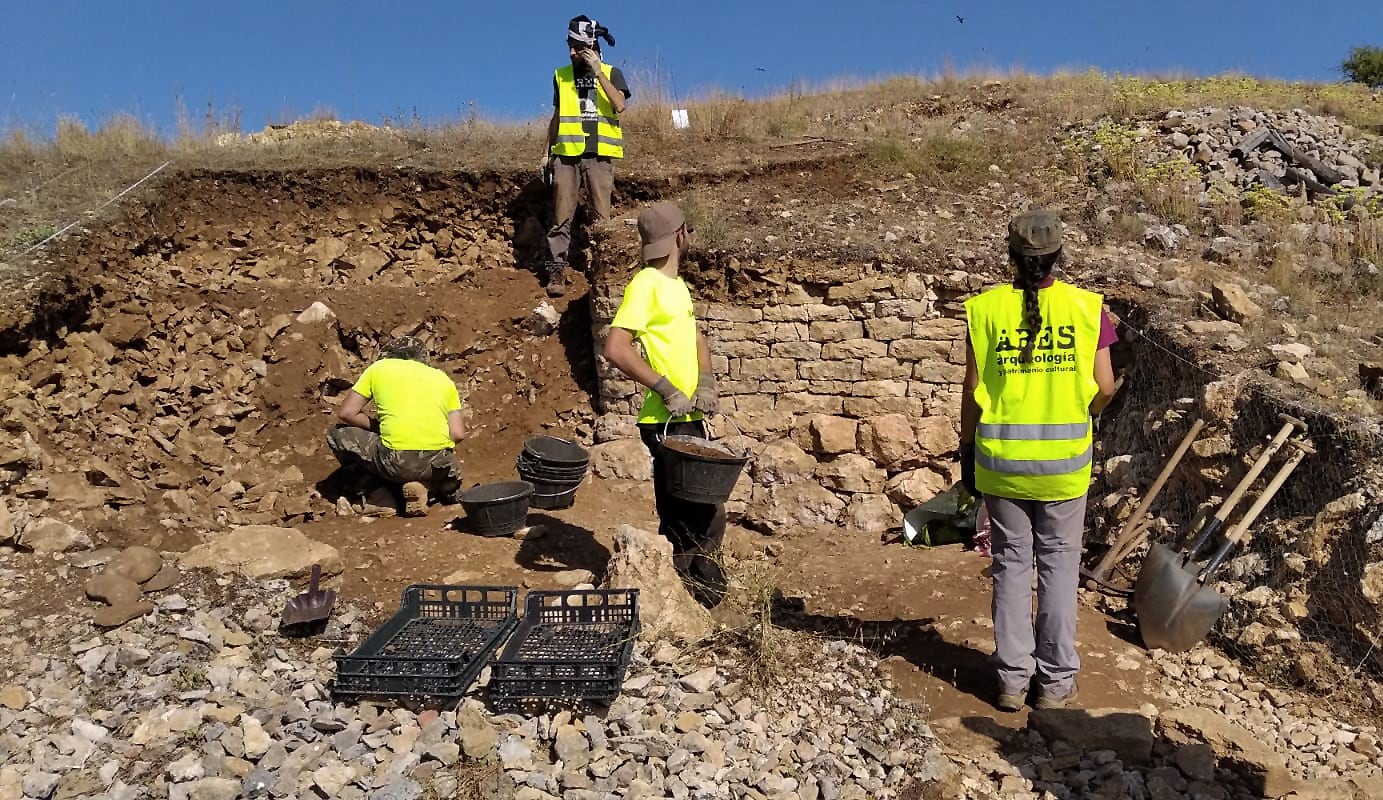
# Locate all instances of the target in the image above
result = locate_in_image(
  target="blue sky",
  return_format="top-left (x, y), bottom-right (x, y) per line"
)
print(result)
top-left (3, 1), bottom-right (1381, 135)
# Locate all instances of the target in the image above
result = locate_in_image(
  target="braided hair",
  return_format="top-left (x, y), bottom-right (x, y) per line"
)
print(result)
top-left (1010, 247), bottom-right (1062, 363)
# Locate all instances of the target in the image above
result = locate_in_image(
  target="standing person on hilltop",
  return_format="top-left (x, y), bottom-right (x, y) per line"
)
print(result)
top-left (602, 202), bottom-right (727, 607)
top-left (540, 14), bottom-right (631, 298)
top-left (327, 336), bottom-right (466, 517)
top-left (959, 210), bottom-right (1119, 712)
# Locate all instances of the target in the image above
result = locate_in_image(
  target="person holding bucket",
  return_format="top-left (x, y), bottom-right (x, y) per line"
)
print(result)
top-left (959, 210), bottom-right (1118, 712)
top-left (603, 201), bottom-right (727, 608)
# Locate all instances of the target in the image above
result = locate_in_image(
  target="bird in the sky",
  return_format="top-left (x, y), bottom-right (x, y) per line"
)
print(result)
top-left (756, 67), bottom-right (767, 72)
top-left (955, 14), bottom-right (964, 23)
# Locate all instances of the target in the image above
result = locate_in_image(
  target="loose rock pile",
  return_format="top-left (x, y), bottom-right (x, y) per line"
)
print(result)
top-left (1163, 107), bottom-right (1379, 194)
top-left (0, 171), bottom-right (592, 552)
top-left (490, 638), bottom-right (938, 800)
top-left (936, 642), bottom-right (1383, 800)
top-left (0, 550), bottom-right (939, 800)
top-left (81, 545), bottom-right (181, 628)
top-left (1082, 106), bottom-right (1382, 200)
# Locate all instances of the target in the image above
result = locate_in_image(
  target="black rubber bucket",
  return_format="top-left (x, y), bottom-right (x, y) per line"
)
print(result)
top-left (516, 454), bottom-right (588, 481)
top-left (517, 470), bottom-right (583, 497)
top-left (522, 436), bottom-right (589, 467)
top-left (458, 481), bottom-right (533, 537)
top-left (530, 483), bottom-right (580, 510)
top-left (659, 436), bottom-right (749, 504)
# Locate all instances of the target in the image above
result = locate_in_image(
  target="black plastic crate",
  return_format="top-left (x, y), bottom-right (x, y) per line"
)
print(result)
top-left (488, 589), bottom-right (640, 704)
top-left (333, 585), bottom-right (518, 703)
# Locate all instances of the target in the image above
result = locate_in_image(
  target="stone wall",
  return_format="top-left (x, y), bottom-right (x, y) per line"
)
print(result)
top-left (591, 268), bottom-right (985, 534)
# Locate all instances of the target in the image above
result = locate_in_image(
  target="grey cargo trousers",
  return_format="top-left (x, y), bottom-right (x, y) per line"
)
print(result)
top-left (986, 493), bottom-right (1087, 698)
top-left (546, 155), bottom-right (615, 267)
top-left (326, 425), bottom-right (462, 497)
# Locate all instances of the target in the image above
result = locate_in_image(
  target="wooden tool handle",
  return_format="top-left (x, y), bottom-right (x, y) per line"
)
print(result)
top-left (1222, 443), bottom-right (1309, 546)
top-left (1094, 417), bottom-right (1205, 576)
top-left (1213, 417), bottom-right (1303, 524)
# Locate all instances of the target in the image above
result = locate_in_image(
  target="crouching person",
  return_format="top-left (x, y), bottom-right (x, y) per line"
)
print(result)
top-left (327, 336), bottom-right (465, 516)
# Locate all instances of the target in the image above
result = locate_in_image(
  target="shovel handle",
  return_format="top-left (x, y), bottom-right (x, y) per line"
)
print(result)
top-left (1221, 442), bottom-right (1309, 547)
top-left (309, 563), bottom-right (321, 592)
top-left (1092, 417), bottom-right (1205, 580)
top-left (1199, 442), bottom-right (1310, 578)
top-left (1204, 415), bottom-right (1306, 529)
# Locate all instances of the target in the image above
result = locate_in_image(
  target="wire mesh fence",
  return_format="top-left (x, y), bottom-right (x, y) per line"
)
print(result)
top-left (1090, 305), bottom-right (1383, 708)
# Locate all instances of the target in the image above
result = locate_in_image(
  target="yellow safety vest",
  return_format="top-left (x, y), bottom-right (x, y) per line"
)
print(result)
top-left (965, 280), bottom-right (1104, 501)
top-left (552, 64), bottom-right (624, 159)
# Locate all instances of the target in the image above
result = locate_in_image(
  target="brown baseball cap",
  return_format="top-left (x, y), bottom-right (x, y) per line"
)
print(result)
top-left (638, 202), bottom-right (686, 262)
top-left (1008, 209), bottom-right (1063, 256)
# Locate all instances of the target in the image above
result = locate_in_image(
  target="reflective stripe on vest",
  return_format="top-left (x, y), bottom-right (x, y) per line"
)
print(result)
top-left (976, 444), bottom-right (1094, 476)
top-left (965, 280), bottom-right (1104, 501)
top-left (977, 421), bottom-right (1091, 440)
top-left (552, 65), bottom-right (624, 158)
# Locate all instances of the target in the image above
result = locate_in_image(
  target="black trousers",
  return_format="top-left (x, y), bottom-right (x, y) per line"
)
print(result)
top-left (638, 420), bottom-right (728, 608)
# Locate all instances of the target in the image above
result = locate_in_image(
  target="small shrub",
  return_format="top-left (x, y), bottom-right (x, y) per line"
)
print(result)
top-left (1, 224), bottom-right (58, 250)
top-left (172, 665), bottom-right (207, 692)
top-left (1243, 183), bottom-right (1292, 223)
top-left (1341, 45), bottom-right (1383, 88)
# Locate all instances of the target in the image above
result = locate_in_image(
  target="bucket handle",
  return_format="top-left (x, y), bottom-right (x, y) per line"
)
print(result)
top-left (704, 412), bottom-right (743, 442)
top-left (659, 413), bottom-right (742, 443)
top-left (659, 413), bottom-right (706, 444)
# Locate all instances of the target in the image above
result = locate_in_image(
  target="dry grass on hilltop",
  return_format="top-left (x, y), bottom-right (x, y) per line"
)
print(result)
top-left (1, 70), bottom-right (1380, 264)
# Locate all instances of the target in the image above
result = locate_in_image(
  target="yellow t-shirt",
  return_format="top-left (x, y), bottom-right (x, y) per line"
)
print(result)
top-left (610, 267), bottom-right (703, 424)
top-left (351, 358), bottom-right (461, 451)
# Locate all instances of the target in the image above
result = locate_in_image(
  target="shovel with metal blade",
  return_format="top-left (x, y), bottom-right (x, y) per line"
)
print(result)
top-left (1084, 417), bottom-right (1205, 593)
top-left (1092, 413), bottom-right (1299, 595)
top-left (280, 564), bottom-right (337, 635)
top-left (1135, 440), bottom-right (1310, 652)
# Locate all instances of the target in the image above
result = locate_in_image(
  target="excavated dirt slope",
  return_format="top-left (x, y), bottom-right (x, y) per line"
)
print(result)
top-left (3, 132), bottom-right (1383, 798)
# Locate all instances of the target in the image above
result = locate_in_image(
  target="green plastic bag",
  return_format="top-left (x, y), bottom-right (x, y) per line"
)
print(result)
top-left (902, 485), bottom-right (979, 548)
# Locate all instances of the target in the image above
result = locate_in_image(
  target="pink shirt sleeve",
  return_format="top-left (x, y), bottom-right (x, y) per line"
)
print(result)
top-left (1098, 310), bottom-right (1118, 349)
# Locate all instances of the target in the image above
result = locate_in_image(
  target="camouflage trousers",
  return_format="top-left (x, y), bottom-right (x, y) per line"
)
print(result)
top-left (326, 426), bottom-right (462, 497)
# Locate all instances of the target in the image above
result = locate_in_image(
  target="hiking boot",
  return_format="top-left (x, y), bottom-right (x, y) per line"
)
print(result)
top-left (401, 482), bottom-right (428, 517)
top-left (545, 261), bottom-right (567, 297)
top-left (996, 691), bottom-right (1025, 713)
top-left (1034, 681), bottom-right (1080, 710)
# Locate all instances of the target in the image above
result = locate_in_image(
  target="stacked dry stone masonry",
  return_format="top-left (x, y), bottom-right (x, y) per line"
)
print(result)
top-left (593, 267), bottom-right (987, 534)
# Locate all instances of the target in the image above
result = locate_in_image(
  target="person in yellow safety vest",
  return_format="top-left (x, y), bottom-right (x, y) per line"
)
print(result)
top-left (540, 15), bottom-right (631, 298)
top-left (959, 210), bottom-right (1119, 713)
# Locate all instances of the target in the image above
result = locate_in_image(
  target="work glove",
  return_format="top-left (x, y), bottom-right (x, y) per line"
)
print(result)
top-left (959, 441), bottom-right (978, 497)
top-left (539, 154), bottom-right (553, 173)
top-left (653, 376), bottom-right (695, 419)
top-left (691, 372), bottom-right (719, 414)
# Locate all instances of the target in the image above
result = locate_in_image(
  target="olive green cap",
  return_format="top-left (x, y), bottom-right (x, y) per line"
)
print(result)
top-left (1008, 210), bottom-right (1063, 256)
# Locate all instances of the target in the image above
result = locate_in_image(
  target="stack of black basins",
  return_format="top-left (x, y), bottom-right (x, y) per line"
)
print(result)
top-left (517, 435), bottom-right (590, 510)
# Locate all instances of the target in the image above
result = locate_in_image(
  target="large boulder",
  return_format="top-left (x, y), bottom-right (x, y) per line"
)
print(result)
top-left (178, 526), bottom-right (343, 579)
top-left (1210, 280), bottom-right (1263, 323)
top-left (590, 439), bottom-right (653, 482)
top-left (1028, 708), bottom-right (1154, 766)
top-left (816, 454), bottom-right (886, 493)
top-left (0, 501), bottom-right (13, 545)
top-left (749, 439), bottom-right (817, 486)
top-left (914, 417), bottom-right (960, 460)
top-left (1159, 707), bottom-right (1299, 798)
top-left (17, 517), bottom-right (92, 553)
top-left (845, 493), bottom-right (898, 533)
top-left (601, 525), bottom-right (710, 642)
top-left (792, 415), bottom-right (857, 456)
top-left (746, 483), bottom-right (847, 535)
top-left (108, 546), bottom-right (163, 584)
top-left (857, 415), bottom-right (917, 468)
top-left (885, 468), bottom-right (950, 509)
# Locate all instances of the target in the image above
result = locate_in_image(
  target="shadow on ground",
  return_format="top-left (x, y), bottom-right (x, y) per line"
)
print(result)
top-left (515, 512), bottom-right (611, 577)
top-left (769, 593), bottom-right (997, 707)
